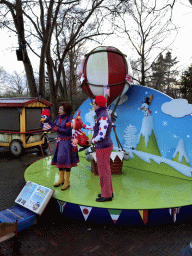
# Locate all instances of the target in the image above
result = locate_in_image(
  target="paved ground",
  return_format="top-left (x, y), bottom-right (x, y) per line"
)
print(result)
top-left (0, 132), bottom-right (192, 255)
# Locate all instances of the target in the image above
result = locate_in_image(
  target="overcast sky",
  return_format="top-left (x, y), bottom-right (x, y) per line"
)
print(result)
top-left (0, 0), bottom-right (191, 75)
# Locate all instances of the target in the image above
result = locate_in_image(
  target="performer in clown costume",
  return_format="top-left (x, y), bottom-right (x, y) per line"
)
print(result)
top-left (84, 95), bottom-right (114, 202)
top-left (51, 103), bottom-right (79, 190)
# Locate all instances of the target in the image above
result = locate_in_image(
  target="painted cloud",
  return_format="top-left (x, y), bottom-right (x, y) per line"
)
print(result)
top-left (161, 99), bottom-right (192, 118)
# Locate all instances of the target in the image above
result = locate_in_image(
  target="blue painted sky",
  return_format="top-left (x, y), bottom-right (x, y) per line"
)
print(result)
top-left (78, 85), bottom-right (192, 165)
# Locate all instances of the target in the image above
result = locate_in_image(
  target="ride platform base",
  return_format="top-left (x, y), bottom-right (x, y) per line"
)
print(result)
top-left (24, 152), bottom-right (192, 226)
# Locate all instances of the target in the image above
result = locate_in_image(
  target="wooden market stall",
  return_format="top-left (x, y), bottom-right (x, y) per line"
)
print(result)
top-left (0, 97), bottom-right (52, 156)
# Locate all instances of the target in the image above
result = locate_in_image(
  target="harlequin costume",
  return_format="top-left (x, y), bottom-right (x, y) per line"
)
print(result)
top-left (84, 95), bottom-right (113, 202)
top-left (51, 113), bottom-right (79, 190)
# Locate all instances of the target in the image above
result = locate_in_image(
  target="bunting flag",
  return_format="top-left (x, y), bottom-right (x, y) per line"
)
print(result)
top-left (57, 200), bottom-right (67, 214)
top-left (108, 209), bottom-right (122, 224)
top-left (139, 210), bottom-right (152, 225)
top-left (80, 206), bottom-right (92, 221)
top-left (169, 207), bottom-right (180, 223)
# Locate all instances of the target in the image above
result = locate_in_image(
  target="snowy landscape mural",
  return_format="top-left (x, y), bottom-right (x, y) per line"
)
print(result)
top-left (78, 85), bottom-right (192, 180)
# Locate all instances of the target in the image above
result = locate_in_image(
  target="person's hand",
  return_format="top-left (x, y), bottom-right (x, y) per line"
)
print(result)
top-left (72, 139), bottom-right (78, 146)
top-left (88, 139), bottom-right (92, 144)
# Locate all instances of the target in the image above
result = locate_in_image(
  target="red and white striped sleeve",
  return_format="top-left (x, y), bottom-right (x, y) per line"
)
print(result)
top-left (83, 124), bottom-right (94, 131)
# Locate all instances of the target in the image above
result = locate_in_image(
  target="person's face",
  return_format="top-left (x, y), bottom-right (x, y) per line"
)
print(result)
top-left (59, 106), bottom-right (65, 115)
top-left (93, 100), bottom-right (99, 110)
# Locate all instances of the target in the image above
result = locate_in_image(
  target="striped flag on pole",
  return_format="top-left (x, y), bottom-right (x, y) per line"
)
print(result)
top-left (125, 74), bottom-right (133, 83)
top-left (104, 84), bottom-right (110, 97)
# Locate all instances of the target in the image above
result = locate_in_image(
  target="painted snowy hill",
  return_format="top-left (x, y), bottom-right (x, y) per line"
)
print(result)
top-left (124, 149), bottom-right (192, 181)
top-left (136, 116), bottom-right (161, 156)
top-left (172, 138), bottom-right (190, 167)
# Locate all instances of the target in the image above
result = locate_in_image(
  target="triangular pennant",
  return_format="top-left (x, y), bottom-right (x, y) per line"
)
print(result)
top-left (169, 207), bottom-right (180, 223)
top-left (139, 210), bottom-right (150, 225)
top-left (57, 200), bottom-right (66, 214)
top-left (108, 209), bottom-right (122, 224)
top-left (80, 206), bottom-right (92, 221)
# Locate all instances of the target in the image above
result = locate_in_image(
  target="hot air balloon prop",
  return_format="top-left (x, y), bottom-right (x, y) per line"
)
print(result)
top-left (78, 46), bottom-right (133, 107)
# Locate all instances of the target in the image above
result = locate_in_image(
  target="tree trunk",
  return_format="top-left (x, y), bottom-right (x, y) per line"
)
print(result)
top-left (46, 47), bottom-right (58, 120)
top-left (61, 66), bottom-right (68, 101)
top-left (39, 46), bottom-right (46, 98)
top-left (141, 54), bottom-right (145, 86)
top-left (15, 0), bottom-right (38, 97)
top-left (69, 50), bottom-right (73, 102)
top-left (22, 53), bottom-right (38, 97)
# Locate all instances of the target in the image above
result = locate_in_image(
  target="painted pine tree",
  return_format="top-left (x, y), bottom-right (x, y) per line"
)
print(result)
top-left (124, 124), bottom-right (138, 150)
top-left (172, 138), bottom-right (190, 167)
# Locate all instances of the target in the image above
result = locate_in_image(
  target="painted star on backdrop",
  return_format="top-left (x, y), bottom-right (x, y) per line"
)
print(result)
top-left (162, 121), bottom-right (168, 126)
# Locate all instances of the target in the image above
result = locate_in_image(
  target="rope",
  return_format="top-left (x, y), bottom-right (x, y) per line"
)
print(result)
top-left (113, 127), bottom-right (124, 151)
top-left (85, 49), bottom-right (127, 58)
top-left (84, 80), bottom-right (126, 88)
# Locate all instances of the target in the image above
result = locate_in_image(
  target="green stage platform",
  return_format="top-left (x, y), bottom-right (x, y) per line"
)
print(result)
top-left (24, 152), bottom-right (192, 210)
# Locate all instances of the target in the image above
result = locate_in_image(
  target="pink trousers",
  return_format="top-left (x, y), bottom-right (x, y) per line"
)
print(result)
top-left (96, 146), bottom-right (113, 198)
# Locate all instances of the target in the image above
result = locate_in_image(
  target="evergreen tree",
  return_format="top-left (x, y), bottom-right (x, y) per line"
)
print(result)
top-left (180, 64), bottom-right (192, 103)
top-left (151, 53), bottom-right (165, 91)
top-left (151, 51), bottom-right (179, 97)
top-left (164, 51), bottom-right (179, 97)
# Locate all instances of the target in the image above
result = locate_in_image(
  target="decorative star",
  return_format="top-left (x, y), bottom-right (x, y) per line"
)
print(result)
top-left (162, 121), bottom-right (168, 126)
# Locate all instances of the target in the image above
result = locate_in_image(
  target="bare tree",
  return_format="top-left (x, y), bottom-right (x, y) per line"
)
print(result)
top-left (0, 67), bottom-right (7, 94)
top-left (7, 70), bottom-right (27, 95)
top-left (0, 0), bottom-right (38, 97)
top-left (0, 70), bottom-right (27, 96)
top-left (44, 0), bottom-right (116, 117)
top-left (115, 0), bottom-right (177, 86)
top-left (0, 0), bottom-right (132, 118)
top-left (30, 0), bottom-right (129, 117)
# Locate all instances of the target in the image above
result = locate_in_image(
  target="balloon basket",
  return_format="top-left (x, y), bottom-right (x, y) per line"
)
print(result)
top-left (91, 154), bottom-right (123, 175)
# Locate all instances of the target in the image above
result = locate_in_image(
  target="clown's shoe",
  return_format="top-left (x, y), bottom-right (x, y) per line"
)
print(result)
top-left (61, 172), bottom-right (70, 190)
top-left (54, 170), bottom-right (64, 187)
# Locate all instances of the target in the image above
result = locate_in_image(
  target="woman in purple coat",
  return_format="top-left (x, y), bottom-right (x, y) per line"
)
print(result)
top-left (51, 103), bottom-right (79, 190)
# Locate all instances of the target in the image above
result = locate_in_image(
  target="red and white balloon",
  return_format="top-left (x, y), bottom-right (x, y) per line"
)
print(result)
top-left (78, 46), bottom-right (133, 106)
